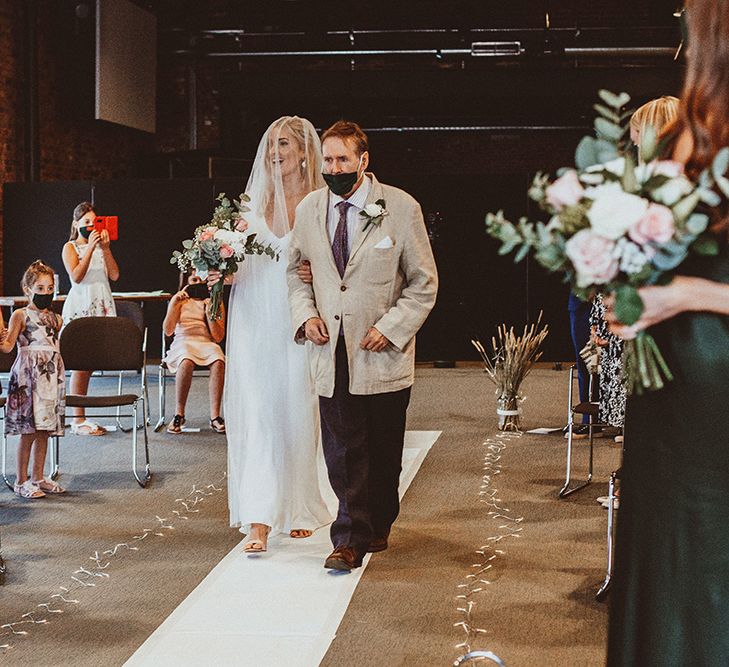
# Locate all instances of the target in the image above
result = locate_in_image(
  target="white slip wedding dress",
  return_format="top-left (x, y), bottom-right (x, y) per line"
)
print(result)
top-left (225, 116), bottom-right (332, 536)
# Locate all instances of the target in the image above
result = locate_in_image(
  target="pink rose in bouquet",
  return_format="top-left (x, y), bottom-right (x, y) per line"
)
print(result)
top-left (629, 204), bottom-right (675, 245)
top-left (545, 170), bottom-right (584, 211)
top-left (565, 229), bottom-right (619, 287)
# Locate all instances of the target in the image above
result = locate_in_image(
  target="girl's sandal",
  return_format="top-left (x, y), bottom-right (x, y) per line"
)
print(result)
top-left (33, 478), bottom-right (65, 494)
top-left (210, 417), bottom-right (226, 434)
top-left (14, 480), bottom-right (45, 499)
top-left (71, 420), bottom-right (106, 436)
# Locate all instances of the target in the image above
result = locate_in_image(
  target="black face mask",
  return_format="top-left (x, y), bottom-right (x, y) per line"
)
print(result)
top-left (323, 171), bottom-right (360, 197)
top-left (79, 225), bottom-right (93, 239)
top-left (32, 293), bottom-right (54, 310)
top-left (322, 155), bottom-right (364, 197)
top-left (186, 283), bottom-right (209, 300)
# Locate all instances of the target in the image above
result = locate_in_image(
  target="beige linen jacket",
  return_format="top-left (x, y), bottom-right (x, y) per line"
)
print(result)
top-left (287, 174), bottom-right (438, 398)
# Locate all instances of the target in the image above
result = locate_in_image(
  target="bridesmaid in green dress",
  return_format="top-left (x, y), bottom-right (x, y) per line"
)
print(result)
top-left (605, 2), bottom-right (729, 663)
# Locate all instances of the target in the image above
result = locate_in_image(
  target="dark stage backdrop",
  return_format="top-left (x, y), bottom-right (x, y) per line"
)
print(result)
top-left (3, 179), bottom-right (244, 358)
top-left (3, 174), bottom-right (570, 362)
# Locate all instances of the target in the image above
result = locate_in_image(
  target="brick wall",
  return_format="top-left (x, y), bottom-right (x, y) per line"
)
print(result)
top-left (0, 1), bottom-right (157, 292)
top-left (0, 1), bottom-right (25, 291)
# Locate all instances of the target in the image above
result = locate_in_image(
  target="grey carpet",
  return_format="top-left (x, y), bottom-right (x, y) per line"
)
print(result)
top-left (0, 367), bottom-right (617, 666)
top-left (322, 368), bottom-right (618, 667)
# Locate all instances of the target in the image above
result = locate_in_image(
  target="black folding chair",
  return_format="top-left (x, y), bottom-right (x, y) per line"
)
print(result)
top-left (114, 300), bottom-right (150, 430)
top-left (61, 317), bottom-right (151, 487)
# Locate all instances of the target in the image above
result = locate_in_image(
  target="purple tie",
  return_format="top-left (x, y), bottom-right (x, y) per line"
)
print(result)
top-left (332, 201), bottom-right (352, 278)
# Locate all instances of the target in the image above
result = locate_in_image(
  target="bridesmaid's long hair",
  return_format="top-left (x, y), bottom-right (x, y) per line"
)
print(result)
top-left (674, 0), bottom-right (729, 234)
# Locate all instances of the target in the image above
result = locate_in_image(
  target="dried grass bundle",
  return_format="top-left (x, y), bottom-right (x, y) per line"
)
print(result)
top-left (471, 313), bottom-right (549, 430)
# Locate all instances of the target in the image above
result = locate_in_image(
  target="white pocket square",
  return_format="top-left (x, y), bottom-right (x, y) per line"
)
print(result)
top-left (374, 236), bottom-right (394, 249)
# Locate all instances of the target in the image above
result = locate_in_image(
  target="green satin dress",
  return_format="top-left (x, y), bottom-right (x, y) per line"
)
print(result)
top-left (607, 247), bottom-right (729, 666)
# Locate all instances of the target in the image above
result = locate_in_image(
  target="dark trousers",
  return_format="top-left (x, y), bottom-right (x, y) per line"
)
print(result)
top-left (568, 293), bottom-right (593, 423)
top-left (319, 338), bottom-right (411, 555)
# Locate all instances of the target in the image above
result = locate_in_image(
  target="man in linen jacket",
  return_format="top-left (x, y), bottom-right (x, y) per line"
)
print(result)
top-left (287, 120), bottom-right (438, 572)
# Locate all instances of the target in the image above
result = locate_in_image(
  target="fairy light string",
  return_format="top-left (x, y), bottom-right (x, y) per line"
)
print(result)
top-left (454, 431), bottom-right (523, 665)
top-left (0, 474), bottom-right (226, 654)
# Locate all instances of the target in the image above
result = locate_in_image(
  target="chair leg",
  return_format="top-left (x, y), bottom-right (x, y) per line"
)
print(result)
top-left (47, 436), bottom-right (60, 481)
top-left (596, 470), bottom-right (617, 601)
top-left (559, 367), bottom-right (593, 498)
top-left (117, 371), bottom-right (132, 433)
top-left (154, 365), bottom-right (166, 432)
top-left (1, 421), bottom-right (12, 491)
top-left (132, 399), bottom-right (151, 488)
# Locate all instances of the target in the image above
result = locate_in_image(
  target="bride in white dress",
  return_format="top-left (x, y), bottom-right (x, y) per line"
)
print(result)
top-left (221, 116), bottom-right (332, 552)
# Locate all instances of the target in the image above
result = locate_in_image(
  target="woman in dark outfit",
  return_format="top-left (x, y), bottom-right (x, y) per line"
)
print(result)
top-left (606, 2), bottom-right (729, 664)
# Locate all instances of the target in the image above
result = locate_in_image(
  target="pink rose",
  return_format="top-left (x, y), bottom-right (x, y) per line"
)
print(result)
top-left (628, 203), bottom-right (675, 245)
top-left (545, 170), bottom-right (584, 211)
top-left (565, 229), bottom-right (619, 288)
top-left (199, 231), bottom-right (214, 241)
top-left (219, 244), bottom-right (234, 259)
top-left (235, 218), bottom-right (249, 232)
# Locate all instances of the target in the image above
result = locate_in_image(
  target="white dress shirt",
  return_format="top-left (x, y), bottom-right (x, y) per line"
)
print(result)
top-left (326, 174), bottom-right (372, 253)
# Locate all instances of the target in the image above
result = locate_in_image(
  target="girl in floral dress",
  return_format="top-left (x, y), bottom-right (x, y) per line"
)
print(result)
top-left (0, 261), bottom-right (66, 499)
top-left (61, 201), bottom-right (120, 436)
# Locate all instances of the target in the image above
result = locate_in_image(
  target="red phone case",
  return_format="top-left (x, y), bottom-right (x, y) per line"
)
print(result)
top-left (94, 216), bottom-right (118, 241)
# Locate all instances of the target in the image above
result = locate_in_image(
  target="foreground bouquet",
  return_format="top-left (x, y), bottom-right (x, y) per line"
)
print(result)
top-left (487, 90), bottom-right (727, 394)
top-left (472, 314), bottom-right (549, 431)
top-left (170, 193), bottom-right (278, 319)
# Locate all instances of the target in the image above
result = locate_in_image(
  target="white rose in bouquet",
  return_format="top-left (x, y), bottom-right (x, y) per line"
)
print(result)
top-left (587, 189), bottom-right (649, 240)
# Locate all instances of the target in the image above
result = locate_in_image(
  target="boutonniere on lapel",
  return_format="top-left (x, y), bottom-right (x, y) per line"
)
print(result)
top-left (360, 199), bottom-right (389, 231)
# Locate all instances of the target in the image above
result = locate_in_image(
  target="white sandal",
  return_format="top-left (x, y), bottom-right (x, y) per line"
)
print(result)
top-left (33, 477), bottom-right (65, 494)
top-left (14, 480), bottom-right (45, 499)
top-left (71, 420), bottom-right (106, 436)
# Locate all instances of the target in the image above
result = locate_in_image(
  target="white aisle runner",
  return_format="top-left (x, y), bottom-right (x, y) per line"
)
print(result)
top-left (126, 430), bottom-right (441, 667)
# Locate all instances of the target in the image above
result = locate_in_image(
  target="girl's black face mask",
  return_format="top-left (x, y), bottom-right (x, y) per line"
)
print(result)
top-left (79, 225), bottom-right (93, 239)
top-left (186, 283), bottom-right (209, 300)
top-left (32, 293), bottom-right (54, 310)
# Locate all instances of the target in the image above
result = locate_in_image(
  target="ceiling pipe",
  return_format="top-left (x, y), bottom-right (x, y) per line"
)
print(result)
top-left (175, 45), bottom-right (677, 58)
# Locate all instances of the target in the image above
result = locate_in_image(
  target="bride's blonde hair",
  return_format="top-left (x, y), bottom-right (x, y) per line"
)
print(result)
top-left (259, 116), bottom-right (323, 222)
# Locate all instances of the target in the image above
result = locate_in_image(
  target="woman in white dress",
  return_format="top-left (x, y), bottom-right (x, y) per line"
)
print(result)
top-left (61, 202), bottom-right (120, 435)
top-left (215, 116), bottom-right (332, 553)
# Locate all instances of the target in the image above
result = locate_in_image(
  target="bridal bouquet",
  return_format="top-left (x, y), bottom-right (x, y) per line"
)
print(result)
top-left (170, 193), bottom-right (278, 319)
top-left (487, 90), bottom-right (726, 394)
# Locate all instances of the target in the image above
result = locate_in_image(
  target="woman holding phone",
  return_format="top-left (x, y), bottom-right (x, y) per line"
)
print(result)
top-left (61, 201), bottom-right (120, 436)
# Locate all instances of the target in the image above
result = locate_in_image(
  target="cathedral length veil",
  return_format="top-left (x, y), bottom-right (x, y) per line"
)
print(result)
top-left (225, 116), bottom-right (332, 536)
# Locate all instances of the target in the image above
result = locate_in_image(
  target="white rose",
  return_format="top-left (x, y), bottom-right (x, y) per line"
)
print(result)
top-left (364, 203), bottom-right (384, 217)
top-left (587, 190), bottom-right (649, 240)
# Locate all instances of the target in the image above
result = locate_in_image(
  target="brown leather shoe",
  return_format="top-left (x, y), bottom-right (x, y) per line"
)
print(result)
top-left (324, 546), bottom-right (362, 572)
top-left (367, 535), bottom-right (389, 553)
